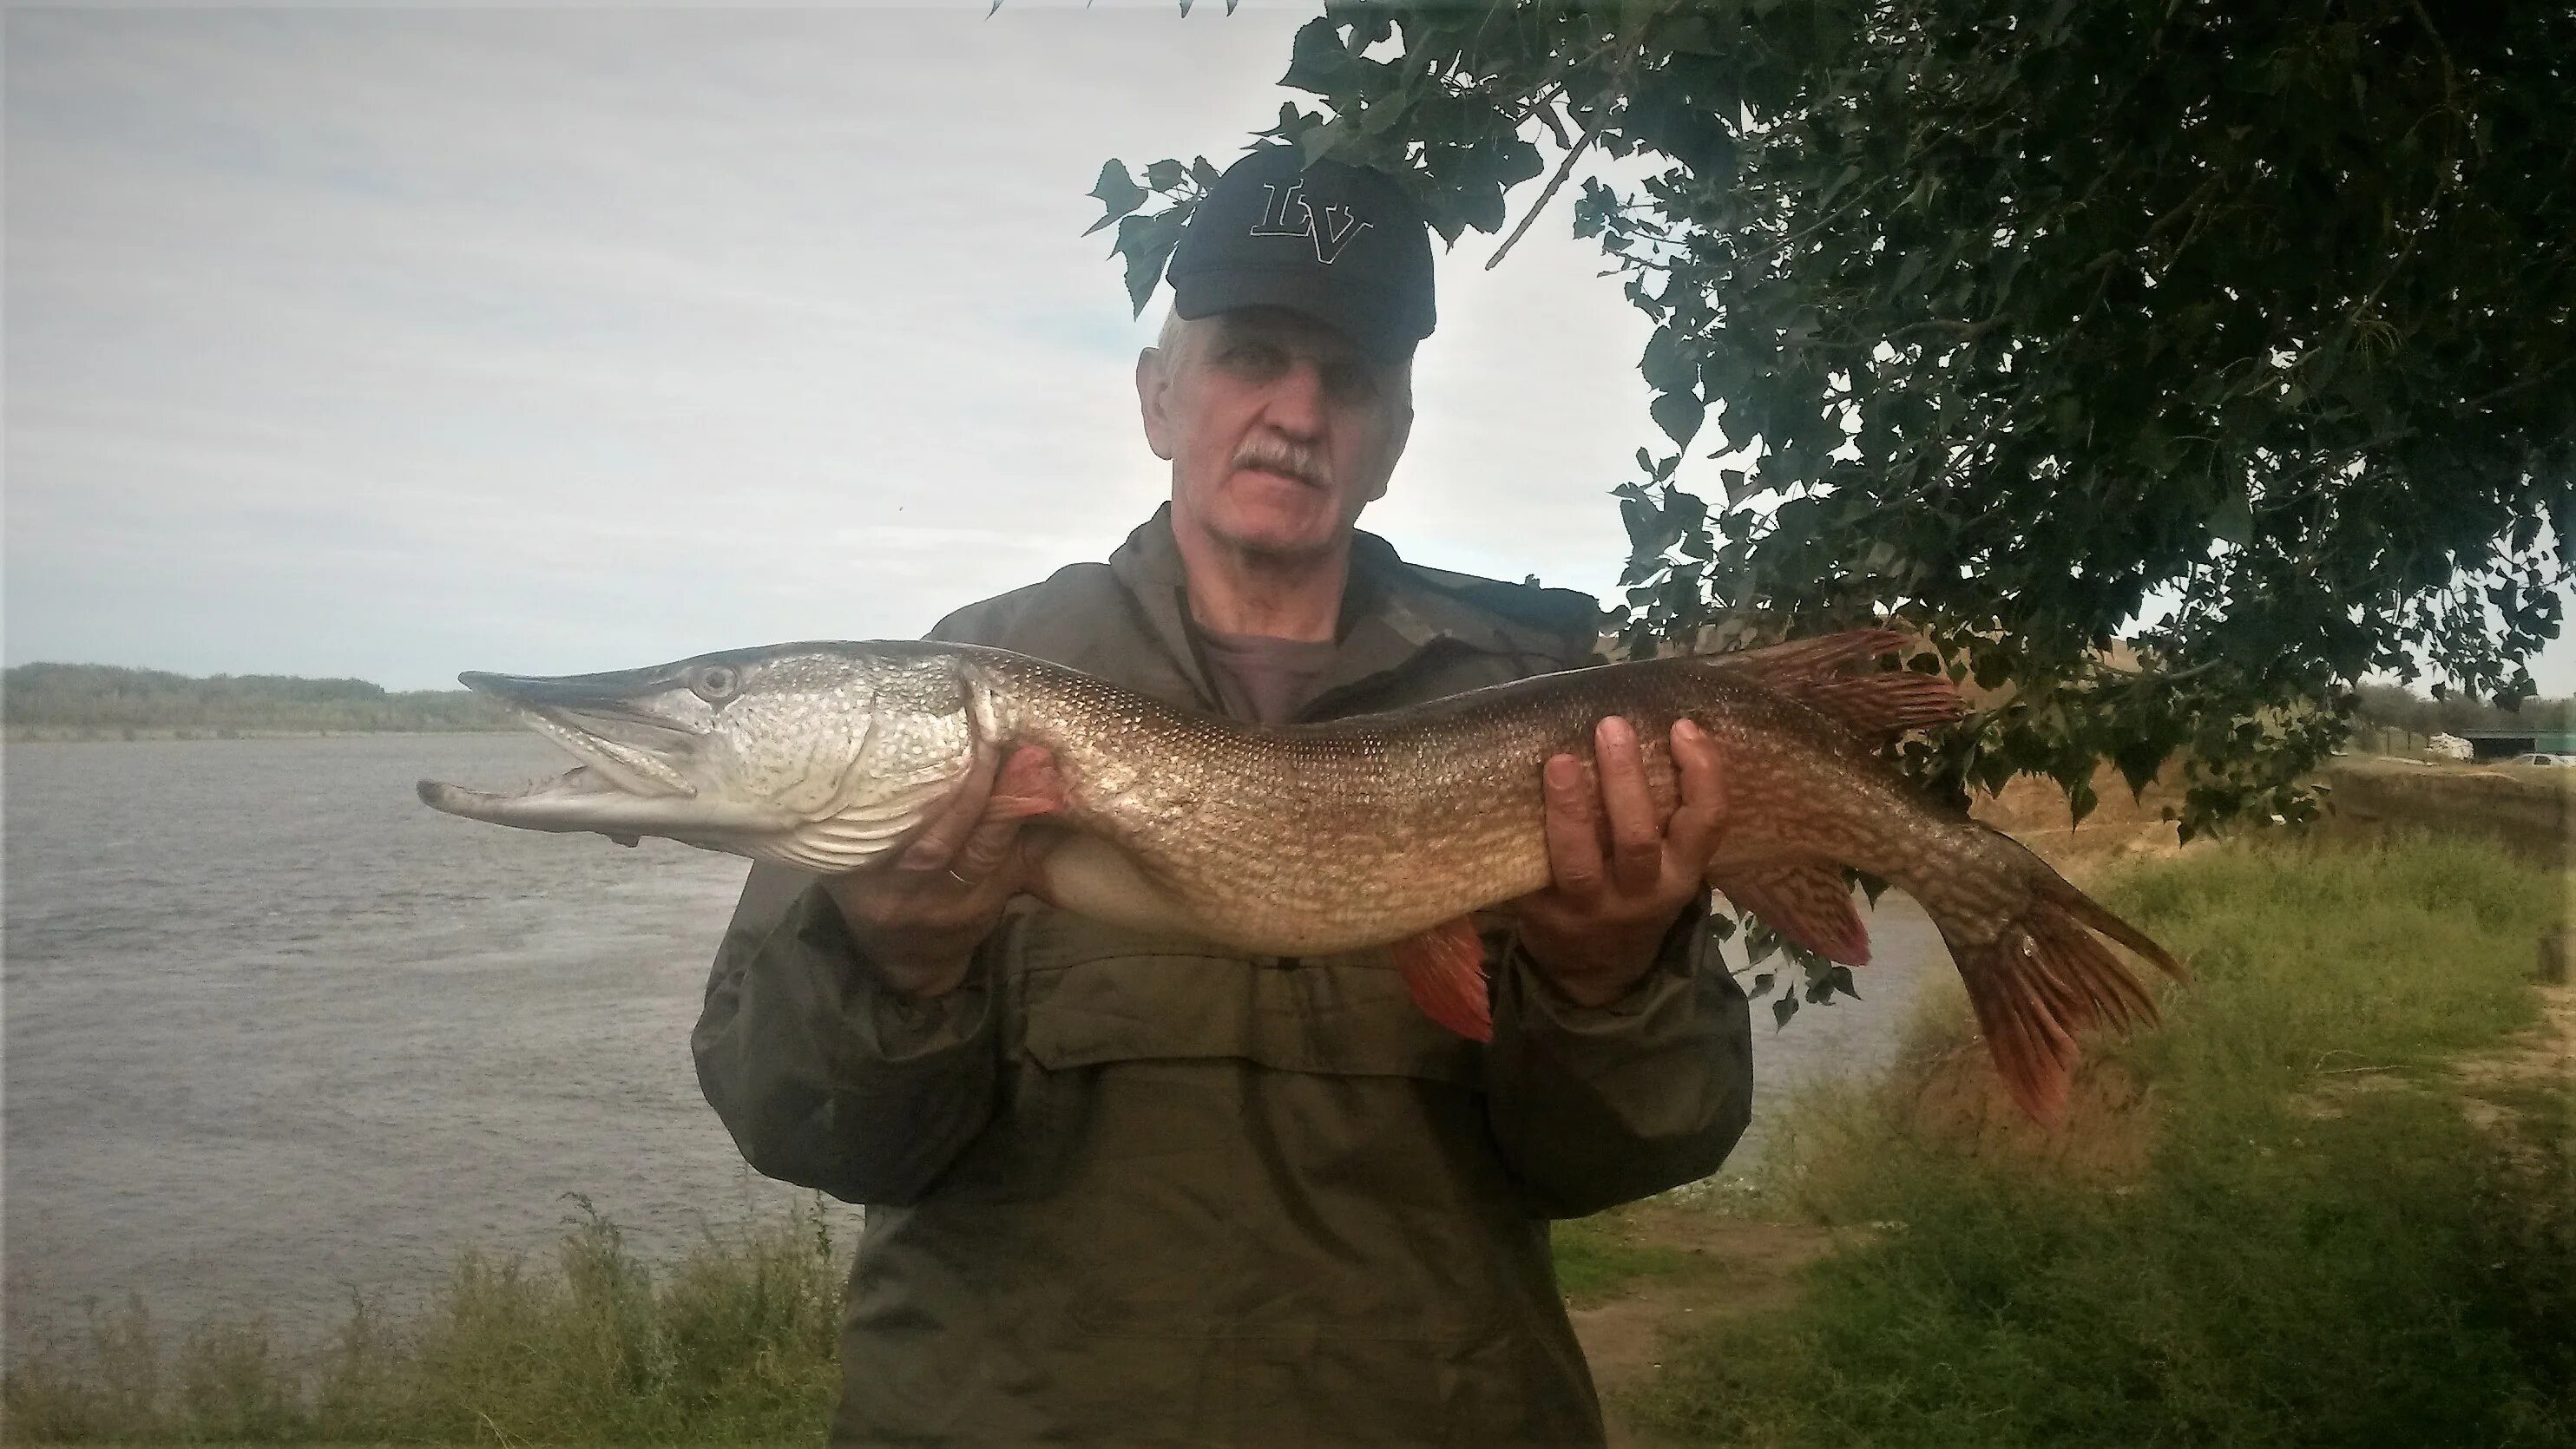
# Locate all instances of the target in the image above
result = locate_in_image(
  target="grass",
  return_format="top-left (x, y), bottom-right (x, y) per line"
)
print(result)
top-left (1550, 1211), bottom-right (1706, 1308)
top-left (1632, 832), bottom-right (2576, 1448)
top-left (13, 833), bottom-right (2565, 1446)
top-left (3, 1197), bottom-right (847, 1446)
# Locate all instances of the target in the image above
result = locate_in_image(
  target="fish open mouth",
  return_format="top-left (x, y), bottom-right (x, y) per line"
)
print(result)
top-left (415, 669), bottom-right (790, 837)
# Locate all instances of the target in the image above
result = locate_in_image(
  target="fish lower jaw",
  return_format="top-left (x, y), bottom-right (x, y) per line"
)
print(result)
top-left (522, 709), bottom-right (696, 798)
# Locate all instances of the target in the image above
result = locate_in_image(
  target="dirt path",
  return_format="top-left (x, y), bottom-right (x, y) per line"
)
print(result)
top-left (1566, 1207), bottom-right (1837, 1448)
top-left (2448, 980), bottom-right (2575, 1166)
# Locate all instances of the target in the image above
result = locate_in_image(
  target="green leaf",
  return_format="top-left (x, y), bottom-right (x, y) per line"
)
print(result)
top-left (1651, 390), bottom-right (1705, 448)
top-left (1083, 161), bottom-right (1148, 237)
top-left (1112, 207), bottom-right (1190, 317)
top-left (1772, 994), bottom-right (1799, 1030)
top-left (1641, 326), bottom-right (1698, 394)
top-left (2209, 485), bottom-right (2254, 547)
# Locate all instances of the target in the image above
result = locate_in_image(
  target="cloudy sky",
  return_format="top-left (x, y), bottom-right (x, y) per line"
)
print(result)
top-left (8, 3), bottom-right (2565, 693)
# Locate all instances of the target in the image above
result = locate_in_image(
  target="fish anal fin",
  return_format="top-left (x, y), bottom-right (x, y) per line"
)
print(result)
top-left (1394, 916), bottom-right (1491, 1042)
top-left (1710, 862), bottom-right (1870, 965)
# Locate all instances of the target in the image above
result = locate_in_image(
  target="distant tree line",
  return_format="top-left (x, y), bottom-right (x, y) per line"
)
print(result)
top-left (3, 662), bottom-right (514, 734)
top-left (2352, 680), bottom-right (2576, 738)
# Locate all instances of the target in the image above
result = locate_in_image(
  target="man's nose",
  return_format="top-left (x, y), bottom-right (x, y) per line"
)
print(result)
top-left (1258, 357), bottom-right (1328, 438)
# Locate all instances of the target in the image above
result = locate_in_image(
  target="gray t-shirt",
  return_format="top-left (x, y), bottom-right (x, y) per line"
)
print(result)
top-left (1195, 626), bottom-right (1338, 726)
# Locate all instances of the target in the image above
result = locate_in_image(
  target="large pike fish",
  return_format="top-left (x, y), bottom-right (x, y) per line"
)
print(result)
top-left (418, 630), bottom-right (2184, 1121)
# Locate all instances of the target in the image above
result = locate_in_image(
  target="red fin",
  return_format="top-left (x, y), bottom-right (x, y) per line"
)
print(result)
top-left (1705, 630), bottom-right (1960, 738)
top-left (1776, 672), bottom-right (1967, 738)
top-left (1394, 917), bottom-right (1491, 1042)
top-left (1710, 862), bottom-right (1871, 965)
top-left (985, 745), bottom-right (1066, 821)
top-left (1929, 849), bottom-right (2181, 1124)
top-left (1708, 629), bottom-right (1910, 685)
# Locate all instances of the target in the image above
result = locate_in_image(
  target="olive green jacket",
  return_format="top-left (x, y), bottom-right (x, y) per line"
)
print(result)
top-left (693, 508), bottom-right (1754, 1446)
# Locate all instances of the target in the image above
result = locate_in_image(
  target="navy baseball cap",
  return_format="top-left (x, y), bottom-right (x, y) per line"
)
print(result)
top-left (1165, 146), bottom-right (1436, 360)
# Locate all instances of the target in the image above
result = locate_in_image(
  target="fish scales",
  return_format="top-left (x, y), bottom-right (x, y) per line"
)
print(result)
top-left (418, 632), bottom-right (2189, 1122)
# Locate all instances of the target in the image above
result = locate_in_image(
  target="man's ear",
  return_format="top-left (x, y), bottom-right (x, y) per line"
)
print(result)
top-left (1363, 401), bottom-right (1414, 504)
top-left (1136, 348), bottom-right (1176, 462)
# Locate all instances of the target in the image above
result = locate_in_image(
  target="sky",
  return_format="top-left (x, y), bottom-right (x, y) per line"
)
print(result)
top-left (6, 3), bottom-right (2564, 694)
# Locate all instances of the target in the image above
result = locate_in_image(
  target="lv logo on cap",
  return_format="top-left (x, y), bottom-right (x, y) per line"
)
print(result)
top-left (1250, 182), bottom-right (1373, 266)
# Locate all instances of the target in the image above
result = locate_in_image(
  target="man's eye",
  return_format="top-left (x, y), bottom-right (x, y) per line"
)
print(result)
top-left (1223, 343), bottom-right (1287, 374)
top-left (1324, 364), bottom-right (1379, 403)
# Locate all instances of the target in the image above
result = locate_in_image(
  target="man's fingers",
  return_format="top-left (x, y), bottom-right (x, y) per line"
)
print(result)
top-left (1540, 753), bottom-right (1607, 902)
top-left (897, 738), bottom-right (1000, 870)
top-left (1594, 717), bottom-right (1663, 893)
top-left (949, 810), bottom-right (1026, 885)
top-left (1665, 718), bottom-right (1729, 863)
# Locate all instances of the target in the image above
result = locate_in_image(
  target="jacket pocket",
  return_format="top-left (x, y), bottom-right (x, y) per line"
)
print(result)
top-left (1012, 914), bottom-right (1482, 1085)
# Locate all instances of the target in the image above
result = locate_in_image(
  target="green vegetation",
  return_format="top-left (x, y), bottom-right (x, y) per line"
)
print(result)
top-left (1634, 834), bottom-right (2576, 1447)
top-left (2356, 679), bottom-right (2576, 738)
top-left (1549, 1212), bottom-right (1703, 1310)
top-left (3, 1198), bottom-right (845, 1446)
top-left (10, 837), bottom-right (2564, 1446)
top-left (3, 663), bottom-right (511, 738)
top-left (1098, 2), bottom-right (2575, 841)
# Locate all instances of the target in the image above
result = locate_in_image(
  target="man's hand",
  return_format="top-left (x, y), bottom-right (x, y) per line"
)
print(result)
top-left (1513, 717), bottom-right (1727, 1006)
top-left (819, 744), bottom-right (1061, 999)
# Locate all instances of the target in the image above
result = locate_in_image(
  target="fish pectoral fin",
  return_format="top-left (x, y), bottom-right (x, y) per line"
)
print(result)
top-left (1393, 916), bottom-right (1491, 1043)
top-left (1709, 862), bottom-right (1871, 966)
top-left (986, 744), bottom-right (1068, 821)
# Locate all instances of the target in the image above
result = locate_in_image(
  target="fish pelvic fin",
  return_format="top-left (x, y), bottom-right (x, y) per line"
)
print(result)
top-left (1709, 862), bottom-right (1870, 965)
top-left (1394, 916), bottom-right (1492, 1042)
top-left (1932, 855), bottom-right (2184, 1125)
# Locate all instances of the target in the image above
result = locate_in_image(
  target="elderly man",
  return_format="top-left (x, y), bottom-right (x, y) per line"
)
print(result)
top-left (694, 146), bottom-right (1753, 1447)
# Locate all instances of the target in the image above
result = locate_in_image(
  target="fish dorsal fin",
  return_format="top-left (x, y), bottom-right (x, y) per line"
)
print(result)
top-left (1707, 862), bottom-right (1871, 966)
top-left (1707, 628), bottom-right (1910, 685)
top-left (1707, 629), bottom-right (1963, 738)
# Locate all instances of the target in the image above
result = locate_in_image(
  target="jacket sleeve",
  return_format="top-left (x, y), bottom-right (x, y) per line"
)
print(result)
top-left (1481, 897), bottom-right (1755, 1218)
top-left (691, 862), bottom-right (1001, 1205)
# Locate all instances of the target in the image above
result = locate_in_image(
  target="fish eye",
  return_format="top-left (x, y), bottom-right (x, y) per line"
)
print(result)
top-left (692, 665), bottom-right (739, 703)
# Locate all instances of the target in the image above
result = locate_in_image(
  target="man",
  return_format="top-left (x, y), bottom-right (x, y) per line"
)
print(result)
top-left (694, 146), bottom-right (1753, 1446)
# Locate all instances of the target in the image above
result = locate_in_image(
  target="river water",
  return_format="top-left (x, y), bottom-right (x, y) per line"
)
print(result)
top-left (3, 734), bottom-right (1937, 1345)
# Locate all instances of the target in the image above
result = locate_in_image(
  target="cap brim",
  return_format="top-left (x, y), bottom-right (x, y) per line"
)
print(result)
top-left (1172, 267), bottom-right (1429, 364)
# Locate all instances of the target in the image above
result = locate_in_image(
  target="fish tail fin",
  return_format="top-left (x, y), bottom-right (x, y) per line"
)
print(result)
top-left (1394, 916), bottom-right (1492, 1042)
top-left (1929, 849), bottom-right (2182, 1124)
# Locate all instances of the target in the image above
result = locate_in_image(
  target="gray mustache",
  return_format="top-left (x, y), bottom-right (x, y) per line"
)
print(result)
top-left (1233, 438), bottom-right (1326, 488)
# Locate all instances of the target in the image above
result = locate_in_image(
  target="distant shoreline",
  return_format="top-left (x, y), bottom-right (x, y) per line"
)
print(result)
top-left (6, 725), bottom-right (522, 744)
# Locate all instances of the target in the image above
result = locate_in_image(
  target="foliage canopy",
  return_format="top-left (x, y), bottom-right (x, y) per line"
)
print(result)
top-left (1093, 0), bottom-right (2575, 845)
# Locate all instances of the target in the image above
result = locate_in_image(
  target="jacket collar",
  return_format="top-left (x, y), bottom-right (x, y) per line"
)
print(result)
top-left (1103, 502), bottom-right (1531, 721)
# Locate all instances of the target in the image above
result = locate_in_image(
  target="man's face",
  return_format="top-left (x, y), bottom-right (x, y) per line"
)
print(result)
top-left (1136, 306), bottom-right (1414, 562)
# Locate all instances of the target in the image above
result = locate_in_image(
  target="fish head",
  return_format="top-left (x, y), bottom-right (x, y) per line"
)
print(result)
top-left (417, 641), bottom-right (989, 872)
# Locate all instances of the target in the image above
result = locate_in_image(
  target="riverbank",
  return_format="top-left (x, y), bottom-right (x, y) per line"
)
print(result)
top-left (8, 830), bottom-right (2563, 1445)
top-left (1612, 830), bottom-right (2573, 1447)
top-left (6, 725), bottom-right (517, 742)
